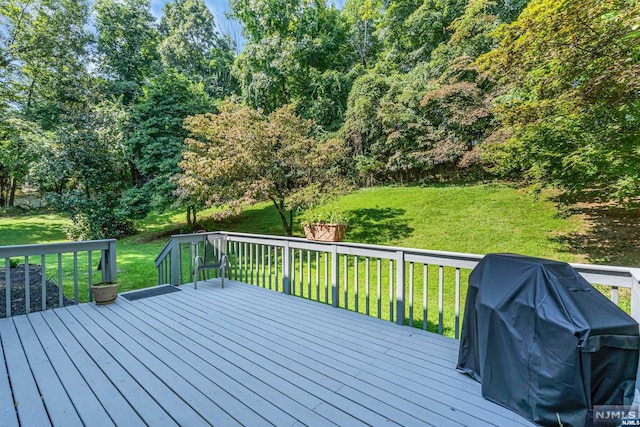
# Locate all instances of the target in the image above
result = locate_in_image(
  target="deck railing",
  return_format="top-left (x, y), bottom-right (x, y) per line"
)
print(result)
top-left (0, 240), bottom-right (117, 318)
top-left (155, 231), bottom-right (640, 337)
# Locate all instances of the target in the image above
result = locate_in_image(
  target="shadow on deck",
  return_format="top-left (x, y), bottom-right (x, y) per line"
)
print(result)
top-left (0, 279), bottom-right (534, 427)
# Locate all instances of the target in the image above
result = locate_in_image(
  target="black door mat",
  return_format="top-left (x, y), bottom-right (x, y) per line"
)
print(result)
top-left (122, 285), bottom-right (182, 301)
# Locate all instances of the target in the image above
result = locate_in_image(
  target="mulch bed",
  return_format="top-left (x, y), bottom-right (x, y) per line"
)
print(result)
top-left (0, 264), bottom-right (75, 318)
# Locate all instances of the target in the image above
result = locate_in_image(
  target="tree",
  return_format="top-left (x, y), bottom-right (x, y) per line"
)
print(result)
top-left (231, 0), bottom-right (354, 130)
top-left (0, 117), bottom-right (46, 207)
top-left (342, 0), bottom-right (383, 68)
top-left (374, 0), bottom-right (467, 71)
top-left (126, 71), bottom-right (212, 215)
top-left (94, 0), bottom-right (159, 104)
top-left (158, 0), bottom-right (237, 98)
top-left (0, 0), bottom-right (92, 205)
top-left (177, 100), bottom-right (346, 235)
top-left (42, 98), bottom-right (149, 239)
top-left (477, 0), bottom-right (640, 202)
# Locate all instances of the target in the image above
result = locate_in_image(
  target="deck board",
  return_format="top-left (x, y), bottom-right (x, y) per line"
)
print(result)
top-left (0, 279), bottom-right (537, 427)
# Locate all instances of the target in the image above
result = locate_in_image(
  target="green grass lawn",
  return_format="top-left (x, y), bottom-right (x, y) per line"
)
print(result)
top-left (2, 183), bottom-right (635, 335)
top-left (323, 184), bottom-right (588, 262)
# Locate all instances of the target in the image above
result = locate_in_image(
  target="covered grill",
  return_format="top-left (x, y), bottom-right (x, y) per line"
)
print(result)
top-left (457, 254), bottom-right (639, 426)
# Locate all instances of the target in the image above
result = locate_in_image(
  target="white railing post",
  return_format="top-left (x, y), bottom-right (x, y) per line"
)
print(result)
top-left (331, 245), bottom-right (339, 308)
top-left (395, 250), bottom-right (405, 326)
top-left (283, 241), bottom-right (291, 295)
top-left (171, 238), bottom-right (180, 286)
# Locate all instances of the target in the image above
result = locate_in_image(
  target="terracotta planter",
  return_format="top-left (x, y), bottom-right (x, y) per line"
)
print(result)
top-left (303, 223), bottom-right (347, 242)
top-left (90, 282), bottom-right (119, 305)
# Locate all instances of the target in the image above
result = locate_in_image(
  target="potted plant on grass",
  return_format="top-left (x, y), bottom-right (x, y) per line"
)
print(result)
top-left (90, 281), bottom-right (119, 305)
top-left (301, 209), bottom-right (348, 242)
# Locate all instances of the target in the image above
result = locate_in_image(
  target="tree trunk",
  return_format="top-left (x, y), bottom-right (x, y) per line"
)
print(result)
top-left (271, 197), bottom-right (293, 236)
top-left (129, 160), bottom-right (143, 187)
top-left (8, 176), bottom-right (17, 207)
top-left (0, 174), bottom-right (7, 207)
top-left (186, 206), bottom-right (197, 226)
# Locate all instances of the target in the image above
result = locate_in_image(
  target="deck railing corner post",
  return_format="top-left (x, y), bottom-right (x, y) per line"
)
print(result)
top-left (331, 244), bottom-right (339, 308)
top-left (395, 250), bottom-right (405, 326)
top-left (171, 237), bottom-right (180, 286)
top-left (101, 239), bottom-right (118, 283)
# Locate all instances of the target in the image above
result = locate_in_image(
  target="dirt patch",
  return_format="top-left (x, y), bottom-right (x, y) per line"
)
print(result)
top-left (0, 264), bottom-right (75, 318)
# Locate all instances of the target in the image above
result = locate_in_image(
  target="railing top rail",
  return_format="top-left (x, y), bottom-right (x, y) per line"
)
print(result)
top-left (0, 239), bottom-right (116, 258)
top-left (165, 231), bottom-right (640, 287)
top-left (154, 240), bottom-right (175, 267)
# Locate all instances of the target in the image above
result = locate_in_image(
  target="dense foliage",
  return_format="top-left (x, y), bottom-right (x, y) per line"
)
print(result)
top-left (1, 0), bottom-right (638, 238)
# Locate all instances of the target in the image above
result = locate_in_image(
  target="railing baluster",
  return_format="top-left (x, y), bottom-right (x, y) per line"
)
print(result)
top-left (233, 241), bottom-right (238, 280)
top-left (243, 242), bottom-right (247, 283)
top-left (243, 243), bottom-right (247, 283)
top-left (377, 259), bottom-right (381, 319)
top-left (365, 257), bottom-right (370, 316)
top-left (88, 251), bottom-right (93, 302)
top-left (438, 265), bottom-right (444, 335)
top-left (354, 256), bottom-right (359, 313)
top-left (25, 255), bottom-right (30, 314)
top-left (73, 252), bottom-right (79, 304)
top-left (42, 255), bottom-right (47, 310)
top-left (262, 245), bottom-right (266, 287)
top-left (4, 258), bottom-right (10, 318)
top-left (58, 253), bottom-right (63, 308)
top-left (188, 244), bottom-right (193, 284)
top-left (255, 244), bottom-right (259, 286)
top-left (275, 247), bottom-right (280, 292)
top-left (324, 252), bottom-right (329, 304)
top-left (256, 244), bottom-right (260, 285)
top-left (423, 264), bottom-right (428, 331)
top-left (455, 267), bottom-right (461, 339)
top-left (343, 255), bottom-right (348, 310)
top-left (267, 246), bottom-right (272, 290)
top-left (291, 248), bottom-right (296, 295)
top-left (251, 244), bottom-right (255, 285)
top-left (315, 251), bottom-right (320, 302)
top-left (307, 251), bottom-right (312, 299)
top-left (180, 243), bottom-right (185, 284)
top-left (389, 259), bottom-right (394, 322)
top-left (612, 286), bottom-right (619, 305)
top-left (409, 262), bottom-right (414, 327)
top-left (299, 249), bottom-right (303, 298)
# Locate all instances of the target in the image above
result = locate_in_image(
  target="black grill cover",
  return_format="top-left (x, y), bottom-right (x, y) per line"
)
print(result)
top-left (457, 254), bottom-right (640, 427)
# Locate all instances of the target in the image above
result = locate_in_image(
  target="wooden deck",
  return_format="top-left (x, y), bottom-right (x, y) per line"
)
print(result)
top-left (0, 279), bottom-right (535, 427)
